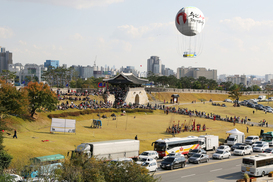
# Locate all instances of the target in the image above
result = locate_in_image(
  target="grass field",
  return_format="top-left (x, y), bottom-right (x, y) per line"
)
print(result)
top-left (3, 93), bottom-right (273, 168)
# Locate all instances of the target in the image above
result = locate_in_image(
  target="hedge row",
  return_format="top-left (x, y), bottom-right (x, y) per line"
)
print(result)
top-left (48, 108), bottom-right (153, 118)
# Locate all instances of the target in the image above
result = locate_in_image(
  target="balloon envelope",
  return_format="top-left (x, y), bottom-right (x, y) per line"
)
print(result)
top-left (175, 7), bottom-right (205, 36)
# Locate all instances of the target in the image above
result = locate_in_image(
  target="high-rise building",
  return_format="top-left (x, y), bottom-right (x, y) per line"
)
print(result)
top-left (227, 75), bottom-right (247, 86)
top-left (0, 46), bottom-right (13, 73)
top-left (177, 67), bottom-right (217, 80)
top-left (147, 56), bottom-right (162, 76)
top-left (121, 66), bottom-right (138, 77)
top-left (44, 60), bottom-right (59, 69)
top-left (265, 74), bottom-right (273, 82)
top-left (71, 65), bottom-right (94, 79)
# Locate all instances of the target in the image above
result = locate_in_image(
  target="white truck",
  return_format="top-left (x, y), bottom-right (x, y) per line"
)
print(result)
top-left (258, 95), bottom-right (267, 102)
top-left (74, 139), bottom-right (140, 160)
top-left (199, 135), bottom-right (219, 151)
top-left (227, 134), bottom-right (245, 146)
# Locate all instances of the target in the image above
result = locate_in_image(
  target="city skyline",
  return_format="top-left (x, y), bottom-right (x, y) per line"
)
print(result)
top-left (1, 0), bottom-right (273, 76)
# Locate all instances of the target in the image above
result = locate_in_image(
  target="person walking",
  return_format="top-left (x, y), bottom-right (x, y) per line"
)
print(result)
top-left (135, 135), bottom-right (138, 140)
top-left (247, 126), bottom-right (249, 133)
top-left (13, 129), bottom-right (17, 139)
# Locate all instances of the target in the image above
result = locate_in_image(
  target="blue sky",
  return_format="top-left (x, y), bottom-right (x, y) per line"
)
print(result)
top-left (1, 0), bottom-right (273, 76)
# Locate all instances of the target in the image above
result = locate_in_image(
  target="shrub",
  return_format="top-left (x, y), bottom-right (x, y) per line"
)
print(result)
top-left (244, 173), bottom-right (250, 179)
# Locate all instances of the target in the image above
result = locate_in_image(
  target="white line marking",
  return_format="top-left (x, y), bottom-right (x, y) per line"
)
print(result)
top-left (181, 174), bottom-right (196, 178)
top-left (210, 168), bottom-right (222, 172)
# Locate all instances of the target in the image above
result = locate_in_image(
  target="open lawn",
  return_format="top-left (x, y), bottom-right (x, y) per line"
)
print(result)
top-left (3, 92), bottom-right (273, 168)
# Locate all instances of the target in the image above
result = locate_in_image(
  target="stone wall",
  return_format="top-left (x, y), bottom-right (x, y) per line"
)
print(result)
top-left (124, 87), bottom-right (149, 105)
top-left (145, 87), bottom-right (267, 95)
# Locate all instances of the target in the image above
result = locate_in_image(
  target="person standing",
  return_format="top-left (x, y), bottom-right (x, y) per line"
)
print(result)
top-left (135, 135), bottom-right (138, 140)
top-left (247, 126), bottom-right (249, 133)
top-left (13, 129), bottom-right (17, 139)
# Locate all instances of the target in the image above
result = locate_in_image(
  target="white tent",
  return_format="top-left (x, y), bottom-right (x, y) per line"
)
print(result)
top-left (226, 128), bottom-right (244, 135)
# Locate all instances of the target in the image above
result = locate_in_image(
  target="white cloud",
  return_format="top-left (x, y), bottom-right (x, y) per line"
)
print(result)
top-left (19, 40), bottom-right (27, 45)
top-left (69, 33), bottom-right (84, 41)
top-left (112, 22), bottom-right (174, 40)
top-left (0, 27), bottom-right (13, 39)
top-left (10, 0), bottom-right (124, 9)
top-left (220, 17), bottom-right (273, 32)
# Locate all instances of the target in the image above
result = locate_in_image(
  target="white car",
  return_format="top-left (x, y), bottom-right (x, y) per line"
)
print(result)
top-left (136, 157), bottom-right (155, 165)
top-left (139, 151), bottom-right (159, 160)
top-left (217, 145), bottom-right (231, 151)
top-left (162, 152), bottom-right (183, 160)
top-left (141, 160), bottom-right (158, 172)
top-left (245, 136), bottom-right (259, 145)
top-left (233, 145), bottom-right (253, 156)
top-left (8, 174), bottom-right (23, 182)
top-left (253, 144), bottom-right (269, 152)
top-left (224, 99), bottom-right (233, 103)
top-left (252, 141), bottom-right (268, 148)
top-left (212, 150), bottom-right (231, 160)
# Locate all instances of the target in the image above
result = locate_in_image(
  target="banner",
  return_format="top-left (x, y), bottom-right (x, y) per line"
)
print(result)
top-left (50, 118), bottom-right (76, 133)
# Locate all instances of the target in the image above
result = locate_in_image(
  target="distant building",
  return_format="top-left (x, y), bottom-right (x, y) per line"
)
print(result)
top-left (147, 56), bottom-right (162, 76)
top-left (227, 75), bottom-right (247, 86)
top-left (9, 63), bottom-right (46, 85)
top-left (120, 66), bottom-right (138, 77)
top-left (0, 46), bottom-right (13, 73)
top-left (265, 74), bottom-right (273, 83)
top-left (71, 65), bottom-right (94, 79)
top-left (218, 74), bottom-right (227, 82)
top-left (177, 67), bottom-right (217, 80)
top-left (44, 60), bottom-right (59, 69)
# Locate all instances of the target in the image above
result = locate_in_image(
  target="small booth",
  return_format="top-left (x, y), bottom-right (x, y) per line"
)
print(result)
top-left (171, 94), bottom-right (179, 103)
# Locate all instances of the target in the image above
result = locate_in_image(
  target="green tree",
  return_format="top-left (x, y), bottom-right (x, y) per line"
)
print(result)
top-left (228, 88), bottom-right (243, 106)
top-left (0, 151), bottom-right (13, 175)
top-left (58, 155), bottom-right (159, 182)
top-left (24, 82), bottom-right (58, 118)
top-left (0, 70), bottom-right (16, 84)
top-left (0, 81), bottom-right (29, 117)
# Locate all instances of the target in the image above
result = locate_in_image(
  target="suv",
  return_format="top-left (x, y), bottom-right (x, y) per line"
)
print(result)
top-left (136, 157), bottom-right (156, 165)
top-left (160, 156), bottom-right (186, 170)
top-left (187, 149), bottom-right (206, 158)
top-left (231, 143), bottom-right (246, 151)
top-left (245, 136), bottom-right (259, 145)
top-left (139, 151), bottom-right (159, 160)
top-left (233, 145), bottom-right (253, 156)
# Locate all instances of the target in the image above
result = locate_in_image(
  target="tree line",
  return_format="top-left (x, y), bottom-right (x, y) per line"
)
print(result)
top-left (147, 75), bottom-right (262, 91)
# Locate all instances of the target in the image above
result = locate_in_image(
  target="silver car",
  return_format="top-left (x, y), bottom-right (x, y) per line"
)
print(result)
top-left (212, 150), bottom-right (231, 160)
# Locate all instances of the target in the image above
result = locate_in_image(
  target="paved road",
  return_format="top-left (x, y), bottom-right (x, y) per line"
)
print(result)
top-left (153, 150), bottom-right (272, 182)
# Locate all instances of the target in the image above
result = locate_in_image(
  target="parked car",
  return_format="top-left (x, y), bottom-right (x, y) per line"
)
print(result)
top-left (188, 153), bottom-right (210, 164)
top-left (8, 174), bottom-right (23, 182)
top-left (212, 150), bottom-right (231, 160)
top-left (231, 143), bottom-right (246, 151)
top-left (263, 148), bottom-right (273, 153)
top-left (162, 152), bottom-right (183, 160)
top-left (233, 145), bottom-right (253, 156)
top-left (139, 151), bottom-right (159, 160)
top-left (217, 145), bottom-right (231, 151)
top-left (252, 141), bottom-right (268, 148)
top-left (253, 144), bottom-right (269, 152)
top-left (136, 157), bottom-right (156, 165)
top-left (160, 156), bottom-right (186, 170)
top-left (141, 160), bottom-right (158, 172)
top-left (245, 136), bottom-right (260, 145)
top-left (187, 149), bottom-right (207, 158)
top-left (224, 99), bottom-right (233, 103)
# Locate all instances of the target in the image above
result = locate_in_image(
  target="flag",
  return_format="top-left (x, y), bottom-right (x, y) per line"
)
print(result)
top-left (66, 84), bottom-right (69, 87)
top-left (98, 82), bottom-right (103, 87)
top-left (103, 83), bottom-right (106, 88)
top-left (22, 81), bottom-right (25, 84)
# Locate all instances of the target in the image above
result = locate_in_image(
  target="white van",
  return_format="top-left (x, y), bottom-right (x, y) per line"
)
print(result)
top-left (245, 136), bottom-right (259, 145)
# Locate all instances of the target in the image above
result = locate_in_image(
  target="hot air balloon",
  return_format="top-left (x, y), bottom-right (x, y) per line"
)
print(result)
top-left (175, 7), bottom-right (205, 58)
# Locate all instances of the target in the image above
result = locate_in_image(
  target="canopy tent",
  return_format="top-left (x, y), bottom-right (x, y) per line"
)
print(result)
top-left (226, 128), bottom-right (244, 135)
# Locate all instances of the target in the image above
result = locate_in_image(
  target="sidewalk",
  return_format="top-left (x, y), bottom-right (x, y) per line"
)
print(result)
top-left (257, 176), bottom-right (273, 182)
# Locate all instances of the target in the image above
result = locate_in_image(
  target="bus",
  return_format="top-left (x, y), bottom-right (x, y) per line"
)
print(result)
top-left (152, 136), bottom-right (200, 158)
top-left (241, 153), bottom-right (273, 177)
top-left (22, 154), bottom-right (65, 179)
top-left (261, 131), bottom-right (273, 145)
